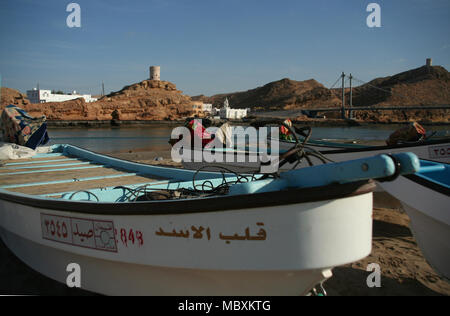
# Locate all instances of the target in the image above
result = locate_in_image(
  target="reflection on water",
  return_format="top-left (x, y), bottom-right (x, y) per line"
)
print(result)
top-left (47, 125), bottom-right (450, 153)
top-left (48, 126), bottom-right (174, 153)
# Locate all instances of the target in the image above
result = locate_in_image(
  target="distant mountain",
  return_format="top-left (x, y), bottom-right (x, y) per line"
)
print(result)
top-left (351, 65), bottom-right (450, 107)
top-left (194, 65), bottom-right (450, 111)
top-left (193, 65), bottom-right (450, 123)
top-left (192, 78), bottom-right (341, 110)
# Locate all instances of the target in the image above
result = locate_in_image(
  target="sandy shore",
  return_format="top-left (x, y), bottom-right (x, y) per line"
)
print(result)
top-left (0, 150), bottom-right (449, 296)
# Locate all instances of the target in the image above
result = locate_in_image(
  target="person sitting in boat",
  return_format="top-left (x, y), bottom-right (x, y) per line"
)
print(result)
top-left (386, 122), bottom-right (426, 146)
top-left (280, 119), bottom-right (294, 141)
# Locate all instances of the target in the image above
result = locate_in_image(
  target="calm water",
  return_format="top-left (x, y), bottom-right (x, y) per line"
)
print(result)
top-left (47, 125), bottom-right (450, 153)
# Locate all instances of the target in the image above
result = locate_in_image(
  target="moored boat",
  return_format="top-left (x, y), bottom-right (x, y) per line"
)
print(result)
top-left (0, 145), bottom-right (419, 295)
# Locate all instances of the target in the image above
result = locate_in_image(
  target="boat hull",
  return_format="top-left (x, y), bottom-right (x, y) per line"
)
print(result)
top-left (403, 204), bottom-right (450, 282)
top-left (379, 176), bottom-right (450, 280)
top-left (0, 192), bottom-right (373, 295)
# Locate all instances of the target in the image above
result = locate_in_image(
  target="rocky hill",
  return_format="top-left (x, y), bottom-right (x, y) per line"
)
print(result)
top-left (193, 78), bottom-right (341, 110)
top-left (0, 87), bottom-right (30, 107)
top-left (351, 66), bottom-right (450, 107)
top-left (348, 66), bottom-right (450, 123)
top-left (1, 80), bottom-right (194, 121)
top-left (1, 65), bottom-right (449, 123)
top-left (195, 65), bottom-right (450, 123)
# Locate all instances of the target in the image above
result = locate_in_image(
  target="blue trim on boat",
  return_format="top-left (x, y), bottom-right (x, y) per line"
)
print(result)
top-left (61, 144), bottom-right (232, 181)
top-left (31, 153), bottom-right (65, 158)
top-left (404, 160), bottom-right (450, 196)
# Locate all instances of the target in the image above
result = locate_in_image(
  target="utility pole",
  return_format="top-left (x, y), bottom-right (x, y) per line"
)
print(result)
top-left (102, 82), bottom-right (105, 96)
top-left (349, 74), bottom-right (353, 119)
top-left (341, 72), bottom-right (346, 119)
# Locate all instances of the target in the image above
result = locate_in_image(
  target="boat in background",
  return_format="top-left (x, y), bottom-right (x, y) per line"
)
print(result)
top-left (0, 144), bottom-right (419, 295)
top-left (379, 160), bottom-right (450, 281)
top-left (179, 121), bottom-right (449, 173)
top-left (181, 136), bottom-right (450, 173)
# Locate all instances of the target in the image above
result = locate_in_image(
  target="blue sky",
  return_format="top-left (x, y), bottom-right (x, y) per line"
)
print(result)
top-left (1, 0), bottom-right (449, 96)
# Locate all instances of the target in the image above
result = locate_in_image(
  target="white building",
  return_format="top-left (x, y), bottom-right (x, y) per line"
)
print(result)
top-left (202, 103), bottom-right (213, 113)
top-left (26, 88), bottom-right (98, 104)
top-left (219, 98), bottom-right (248, 120)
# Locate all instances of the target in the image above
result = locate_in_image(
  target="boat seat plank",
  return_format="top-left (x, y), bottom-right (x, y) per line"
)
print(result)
top-left (6, 175), bottom-right (164, 195)
top-left (0, 166), bottom-right (130, 186)
top-left (0, 156), bottom-right (74, 165)
top-left (0, 160), bottom-right (95, 173)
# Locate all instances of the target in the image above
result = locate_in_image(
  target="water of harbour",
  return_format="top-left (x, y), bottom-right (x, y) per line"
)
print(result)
top-left (47, 125), bottom-right (450, 154)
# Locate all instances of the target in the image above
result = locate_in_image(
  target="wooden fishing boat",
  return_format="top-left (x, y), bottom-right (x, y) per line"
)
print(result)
top-left (0, 144), bottom-right (419, 295)
top-left (379, 160), bottom-right (450, 281)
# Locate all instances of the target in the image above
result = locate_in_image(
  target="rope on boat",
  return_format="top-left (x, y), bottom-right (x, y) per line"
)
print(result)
top-left (191, 165), bottom-right (261, 194)
top-left (68, 190), bottom-right (100, 202)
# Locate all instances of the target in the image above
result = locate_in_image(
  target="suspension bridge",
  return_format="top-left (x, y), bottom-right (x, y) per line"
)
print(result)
top-left (301, 72), bottom-right (450, 119)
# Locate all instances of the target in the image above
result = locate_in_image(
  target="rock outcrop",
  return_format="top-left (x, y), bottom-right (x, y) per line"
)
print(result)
top-left (1, 80), bottom-right (195, 121)
top-left (0, 87), bottom-right (30, 107)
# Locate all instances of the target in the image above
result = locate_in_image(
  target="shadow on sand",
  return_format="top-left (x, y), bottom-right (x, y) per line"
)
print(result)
top-left (372, 219), bottom-right (413, 239)
top-left (325, 267), bottom-right (445, 296)
top-left (0, 238), bottom-right (94, 296)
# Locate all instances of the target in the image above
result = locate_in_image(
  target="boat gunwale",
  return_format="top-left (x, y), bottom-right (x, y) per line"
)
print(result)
top-left (403, 174), bottom-right (450, 197)
top-left (0, 180), bottom-right (376, 216)
top-left (288, 137), bottom-right (450, 155)
top-left (189, 138), bottom-right (450, 158)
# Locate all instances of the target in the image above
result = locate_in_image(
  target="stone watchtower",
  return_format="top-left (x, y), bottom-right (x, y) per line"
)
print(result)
top-left (150, 66), bottom-right (161, 81)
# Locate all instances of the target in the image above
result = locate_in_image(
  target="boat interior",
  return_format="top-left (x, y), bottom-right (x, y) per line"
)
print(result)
top-left (0, 144), bottom-right (430, 204)
top-left (416, 160), bottom-right (450, 187)
top-left (0, 145), bottom-right (250, 203)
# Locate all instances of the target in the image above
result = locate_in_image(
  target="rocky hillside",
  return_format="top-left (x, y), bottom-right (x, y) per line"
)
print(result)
top-left (1, 80), bottom-right (194, 121)
top-left (0, 87), bottom-right (30, 107)
top-left (196, 65), bottom-right (450, 123)
top-left (349, 66), bottom-right (450, 122)
top-left (351, 66), bottom-right (450, 107)
top-left (1, 65), bottom-right (449, 123)
top-left (193, 78), bottom-right (341, 110)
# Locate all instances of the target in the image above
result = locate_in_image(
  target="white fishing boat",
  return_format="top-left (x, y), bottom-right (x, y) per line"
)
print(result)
top-left (181, 137), bottom-right (450, 173)
top-left (0, 144), bottom-right (419, 295)
top-left (379, 160), bottom-right (450, 281)
top-left (180, 123), bottom-right (449, 173)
